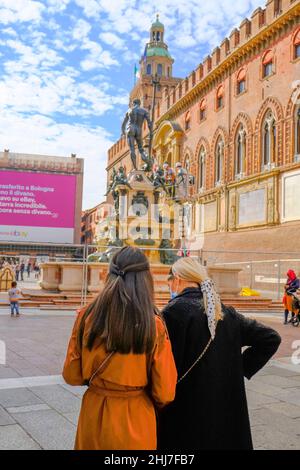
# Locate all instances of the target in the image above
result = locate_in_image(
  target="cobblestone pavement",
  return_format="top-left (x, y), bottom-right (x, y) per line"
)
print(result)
top-left (0, 308), bottom-right (299, 450)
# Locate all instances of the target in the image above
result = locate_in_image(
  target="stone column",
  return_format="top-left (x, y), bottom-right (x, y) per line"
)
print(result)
top-left (88, 263), bottom-right (108, 293)
top-left (208, 267), bottom-right (242, 296)
top-left (39, 263), bottom-right (61, 291)
top-left (58, 263), bottom-right (84, 292)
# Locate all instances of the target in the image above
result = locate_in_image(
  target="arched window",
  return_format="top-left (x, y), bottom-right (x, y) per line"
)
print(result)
top-left (293, 29), bottom-right (300, 60)
top-left (215, 138), bottom-right (224, 184)
top-left (184, 156), bottom-right (190, 173)
top-left (235, 125), bottom-right (246, 177)
top-left (156, 31), bottom-right (160, 41)
top-left (146, 64), bottom-right (151, 75)
top-left (185, 111), bottom-right (191, 131)
top-left (199, 147), bottom-right (206, 190)
top-left (167, 66), bottom-right (171, 77)
top-left (157, 64), bottom-right (163, 76)
top-left (262, 111), bottom-right (276, 168)
top-left (295, 106), bottom-right (300, 160)
top-left (236, 68), bottom-right (246, 95)
top-left (274, 0), bottom-right (282, 16)
top-left (216, 85), bottom-right (224, 110)
top-left (262, 50), bottom-right (274, 78)
top-left (200, 98), bottom-right (207, 121)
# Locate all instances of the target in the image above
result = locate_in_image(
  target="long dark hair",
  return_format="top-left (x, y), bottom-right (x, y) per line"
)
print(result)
top-left (77, 246), bottom-right (156, 354)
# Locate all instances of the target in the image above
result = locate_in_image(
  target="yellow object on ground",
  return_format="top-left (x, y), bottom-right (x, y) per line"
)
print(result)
top-left (240, 287), bottom-right (261, 297)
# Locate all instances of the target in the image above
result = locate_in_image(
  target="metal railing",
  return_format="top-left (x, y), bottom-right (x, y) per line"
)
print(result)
top-left (1, 242), bottom-right (300, 306)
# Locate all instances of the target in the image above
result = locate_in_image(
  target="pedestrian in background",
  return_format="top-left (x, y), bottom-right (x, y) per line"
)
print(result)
top-left (15, 264), bottom-right (20, 281)
top-left (26, 262), bottom-right (31, 278)
top-left (158, 257), bottom-right (281, 450)
top-left (34, 264), bottom-right (40, 279)
top-left (8, 281), bottom-right (21, 317)
top-left (20, 263), bottom-right (25, 281)
top-left (63, 246), bottom-right (177, 450)
top-left (283, 270), bottom-right (300, 324)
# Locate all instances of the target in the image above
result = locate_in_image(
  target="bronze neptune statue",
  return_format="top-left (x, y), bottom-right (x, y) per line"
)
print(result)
top-left (121, 98), bottom-right (153, 171)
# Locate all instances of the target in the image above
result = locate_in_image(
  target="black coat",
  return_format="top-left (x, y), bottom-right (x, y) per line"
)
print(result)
top-left (158, 288), bottom-right (281, 450)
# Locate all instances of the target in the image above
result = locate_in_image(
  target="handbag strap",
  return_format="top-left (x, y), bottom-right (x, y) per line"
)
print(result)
top-left (88, 351), bottom-right (115, 387)
top-left (177, 337), bottom-right (212, 384)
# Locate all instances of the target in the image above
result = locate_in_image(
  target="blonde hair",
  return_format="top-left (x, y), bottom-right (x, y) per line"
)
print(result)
top-left (172, 257), bottom-right (223, 324)
top-left (172, 257), bottom-right (209, 284)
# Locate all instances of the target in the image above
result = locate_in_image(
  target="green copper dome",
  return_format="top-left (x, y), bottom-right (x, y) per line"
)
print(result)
top-left (146, 46), bottom-right (171, 58)
top-left (151, 14), bottom-right (164, 29)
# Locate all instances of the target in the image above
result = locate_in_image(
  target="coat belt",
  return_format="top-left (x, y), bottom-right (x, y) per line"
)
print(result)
top-left (88, 384), bottom-right (145, 398)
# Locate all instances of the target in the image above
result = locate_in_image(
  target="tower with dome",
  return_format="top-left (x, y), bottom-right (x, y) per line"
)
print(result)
top-left (130, 15), bottom-right (181, 113)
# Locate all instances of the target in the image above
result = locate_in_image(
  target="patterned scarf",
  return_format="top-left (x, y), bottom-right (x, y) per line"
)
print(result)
top-left (200, 279), bottom-right (223, 339)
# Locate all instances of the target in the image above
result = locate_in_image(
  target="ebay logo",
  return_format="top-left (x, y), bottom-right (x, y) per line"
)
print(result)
top-left (0, 230), bottom-right (28, 238)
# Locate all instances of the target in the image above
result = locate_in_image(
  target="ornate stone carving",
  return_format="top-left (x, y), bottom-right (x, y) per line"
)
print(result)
top-left (267, 183), bottom-right (275, 224)
top-left (229, 193), bottom-right (237, 230)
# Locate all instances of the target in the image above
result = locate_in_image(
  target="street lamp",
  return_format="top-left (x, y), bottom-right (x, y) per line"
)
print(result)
top-left (148, 73), bottom-right (161, 161)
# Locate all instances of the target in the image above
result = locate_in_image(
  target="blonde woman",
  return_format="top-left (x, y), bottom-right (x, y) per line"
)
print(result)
top-left (158, 257), bottom-right (281, 450)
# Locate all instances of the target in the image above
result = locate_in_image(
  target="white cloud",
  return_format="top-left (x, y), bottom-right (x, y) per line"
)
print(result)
top-left (0, 68), bottom-right (128, 116)
top-left (73, 18), bottom-right (92, 41)
top-left (74, 0), bottom-right (102, 18)
top-left (80, 38), bottom-right (118, 70)
top-left (74, 0), bottom-right (265, 54)
top-left (46, 0), bottom-right (70, 13)
top-left (0, 0), bottom-right (44, 24)
top-left (2, 27), bottom-right (18, 36)
top-left (99, 32), bottom-right (125, 50)
top-left (0, 111), bottom-right (113, 209)
top-left (5, 38), bottom-right (63, 70)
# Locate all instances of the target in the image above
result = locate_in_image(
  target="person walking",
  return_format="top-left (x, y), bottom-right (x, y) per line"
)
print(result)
top-left (8, 281), bottom-right (21, 317)
top-left (63, 246), bottom-right (177, 450)
top-left (20, 262), bottom-right (25, 281)
top-left (26, 262), bottom-right (31, 278)
top-left (158, 257), bottom-right (281, 451)
top-left (283, 270), bottom-right (300, 324)
top-left (15, 264), bottom-right (20, 282)
top-left (34, 263), bottom-right (41, 279)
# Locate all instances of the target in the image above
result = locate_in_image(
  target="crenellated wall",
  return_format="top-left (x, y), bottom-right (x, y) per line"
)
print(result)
top-left (157, 0), bottom-right (299, 120)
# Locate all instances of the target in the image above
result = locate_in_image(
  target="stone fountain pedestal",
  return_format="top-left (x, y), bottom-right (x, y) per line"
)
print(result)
top-left (40, 261), bottom-right (241, 297)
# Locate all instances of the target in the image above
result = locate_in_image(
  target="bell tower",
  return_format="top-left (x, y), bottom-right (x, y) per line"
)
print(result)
top-left (130, 15), bottom-right (181, 112)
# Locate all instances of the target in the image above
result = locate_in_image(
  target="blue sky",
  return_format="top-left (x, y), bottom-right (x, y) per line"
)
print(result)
top-left (0, 0), bottom-right (265, 209)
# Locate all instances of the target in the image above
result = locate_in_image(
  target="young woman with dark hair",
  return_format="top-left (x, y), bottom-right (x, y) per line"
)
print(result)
top-left (63, 246), bottom-right (177, 450)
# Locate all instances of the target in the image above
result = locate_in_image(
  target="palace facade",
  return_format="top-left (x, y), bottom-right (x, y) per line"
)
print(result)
top-left (106, 0), bottom-right (300, 254)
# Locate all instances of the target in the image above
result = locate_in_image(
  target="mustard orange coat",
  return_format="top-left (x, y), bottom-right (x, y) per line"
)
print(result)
top-left (62, 309), bottom-right (177, 450)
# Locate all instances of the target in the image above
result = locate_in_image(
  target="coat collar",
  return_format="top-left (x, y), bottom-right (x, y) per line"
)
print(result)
top-left (175, 286), bottom-right (203, 300)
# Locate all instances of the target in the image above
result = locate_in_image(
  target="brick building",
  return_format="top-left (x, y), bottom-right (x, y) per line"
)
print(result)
top-left (81, 202), bottom-right (111, 245)
top-left (107, 0), bottom-right (300, 255)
